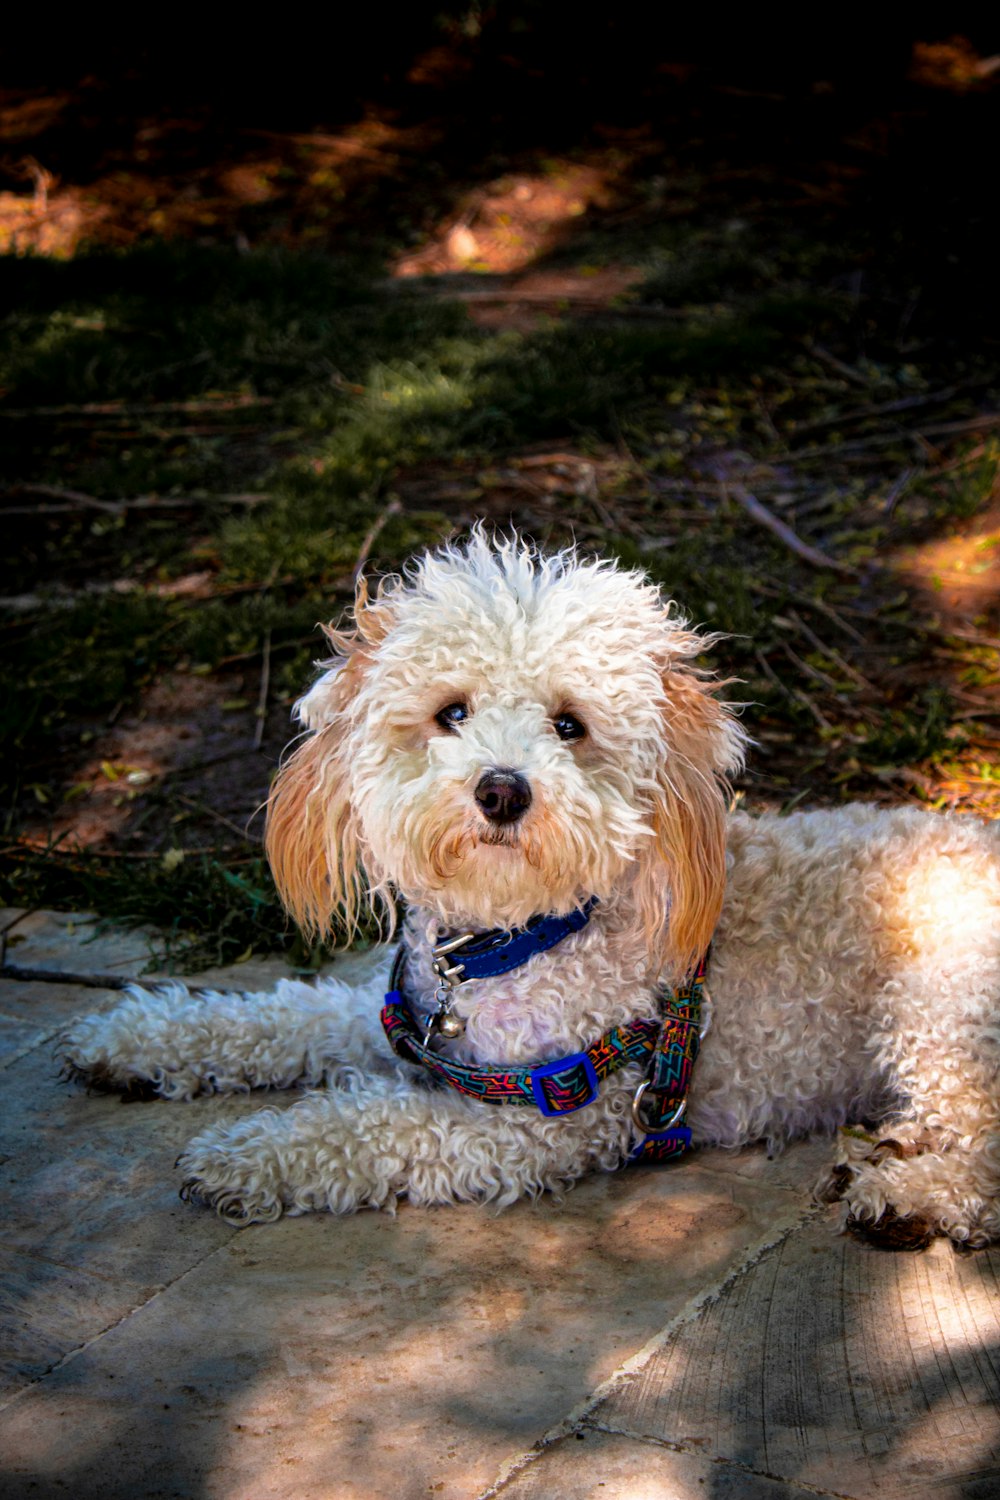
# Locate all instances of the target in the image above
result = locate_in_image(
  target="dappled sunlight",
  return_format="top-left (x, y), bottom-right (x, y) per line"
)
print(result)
top-left (891, 846), bottom-right (1000, 956)
top-left (0, 104), bottom-right (432, 258)
top-left (910, 37), bottom-right (1000, 92)
top-left (394, 159), bottom-right (618, 278)
top-left (894, 488), bottom-right (1000, 626)
top-left (0, 182), bottom-right (111, 259)
top-left (15, 668), bottom-right (266, 860)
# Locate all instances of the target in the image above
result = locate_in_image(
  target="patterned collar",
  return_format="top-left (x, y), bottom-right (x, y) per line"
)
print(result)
top-left (429, 896), bottom-right (600, 989)
top-left (381, 944), bottom-right (709, 1166)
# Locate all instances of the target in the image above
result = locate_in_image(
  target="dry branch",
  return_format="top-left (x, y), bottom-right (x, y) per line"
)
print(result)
top-left (253, 629), bottom-right (272, 751)
top-left (727, 485), bottom-right (858, 575)
top-left (0, 395), bottom-right (275, 419)
top-left (353, 496), bottom-right (403, 582)
top-left (4, 486), bottom-right (270, 516)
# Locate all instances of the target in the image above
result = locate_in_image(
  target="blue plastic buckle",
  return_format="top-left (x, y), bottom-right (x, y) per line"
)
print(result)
top-left (529, 1052), bottom-right (600, 1116)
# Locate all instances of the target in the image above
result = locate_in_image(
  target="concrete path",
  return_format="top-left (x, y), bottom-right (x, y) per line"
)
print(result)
top-left (1, 908), bottom-right (998, 1499)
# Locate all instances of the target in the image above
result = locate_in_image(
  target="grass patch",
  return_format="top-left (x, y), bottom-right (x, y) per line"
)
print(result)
top-left (4, 216), bottom-right (998, 965)
top-left (1, 845), bottom-right (373, 972)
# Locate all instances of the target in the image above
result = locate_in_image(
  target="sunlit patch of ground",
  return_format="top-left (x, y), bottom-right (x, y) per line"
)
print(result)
top-left (16, 669), bottom-right (270, 856)
top-left (0, 106), bottom-right (437, 256)
top-left (0, 183), bottom-right (111, 258)
top-left (910, 37), bottom-right (1000, 91)
top-left (394, 161), bottom-right (617, 278)
top-left (894, 491), bottom-right (1000, 626)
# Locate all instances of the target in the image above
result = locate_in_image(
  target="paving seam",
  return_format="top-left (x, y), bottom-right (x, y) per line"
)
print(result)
top-left (0, 1225), bottom-right (241, 1417)
top-left (478, 1203), bottom-right (826, 1498)
top-left (578, 1417), bottom-right (855, 1500)
top-left (0, 1018), bottom-right (80, 1072)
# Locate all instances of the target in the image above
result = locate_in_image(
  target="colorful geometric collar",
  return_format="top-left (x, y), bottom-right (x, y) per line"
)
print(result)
top-left (380, 946), bottom-right (709, 1166)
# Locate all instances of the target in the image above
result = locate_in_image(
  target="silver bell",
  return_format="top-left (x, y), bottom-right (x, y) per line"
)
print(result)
top-left (437, 1010), bottom-right (465, 1039)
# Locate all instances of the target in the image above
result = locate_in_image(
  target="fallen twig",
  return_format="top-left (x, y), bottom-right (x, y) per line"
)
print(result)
top-left (883, 467), bottom-right (918, 517)
top-left (790, 386), bottom-right (962, 440)
top-left (353, 496), bottom-right (403, 582)
top-left (0, 962), bottom-right (134, 989)
top-left (780, 640), bottom-right (845, 694)
top-left (780, 413), bottom-right (1000, 466)
top-left (778, 610), bottom-right (876, 691)
top-left (0, 961), bottom-right (244, 994)
top-left (0, 395), bottom-right (276, 419)
top-left (727, 485), bottom-right (858, 575)
top-left (253, 629), bottom-right (272, 751)
top-left (936, 625), bottom-right (1000, 652)
top-left (753, 646), bottom-right (832, 729)
top-left (11, 482), bottom-right (121, 514)
top-left (807, 344), bottom-right (872, 388)
top-left (4, 486), bottom-right (270, 516)
top-left (175, 794), bottom-right (254, 841)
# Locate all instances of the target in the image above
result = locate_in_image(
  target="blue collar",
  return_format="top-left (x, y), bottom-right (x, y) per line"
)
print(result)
top-left (431, 896), bottom-right (599, 988)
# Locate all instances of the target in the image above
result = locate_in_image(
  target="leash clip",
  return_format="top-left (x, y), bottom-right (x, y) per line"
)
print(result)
top-left (423, 932), bottom-right (477, 1045)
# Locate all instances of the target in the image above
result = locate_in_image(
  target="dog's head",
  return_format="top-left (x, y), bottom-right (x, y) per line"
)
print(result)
top-left (266, 531), bottom-right (745, 977)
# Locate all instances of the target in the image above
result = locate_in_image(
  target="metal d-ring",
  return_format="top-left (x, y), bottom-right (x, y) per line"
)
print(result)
top-left (631, 1079), bottom-right (687, 1136)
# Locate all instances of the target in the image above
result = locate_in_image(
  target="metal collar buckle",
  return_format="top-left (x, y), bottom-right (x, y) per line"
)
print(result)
top-left (424, 931), bottom-right (477, 1046)
top-left (431, 930), bottom-right (476, 991)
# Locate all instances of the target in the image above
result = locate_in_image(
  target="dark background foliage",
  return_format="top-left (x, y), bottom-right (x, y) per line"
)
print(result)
top-left (3, 9), bottom-right (999, 967)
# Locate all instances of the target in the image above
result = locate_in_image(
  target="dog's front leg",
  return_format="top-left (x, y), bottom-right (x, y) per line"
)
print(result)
top-left (176, 1077), bottom-right (632, 1222)
top-left (58, 972), bottom-right (391, 1101)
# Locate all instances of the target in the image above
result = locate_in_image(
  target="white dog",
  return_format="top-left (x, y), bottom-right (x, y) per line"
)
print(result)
top-left (60, 532), bottom-right (1000, 1247)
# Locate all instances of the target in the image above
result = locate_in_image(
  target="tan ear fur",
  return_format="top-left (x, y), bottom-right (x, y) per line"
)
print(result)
top-left (266, 594), bottom-right (388, 944)
top-left (635, 668), bottom-right (740, 981)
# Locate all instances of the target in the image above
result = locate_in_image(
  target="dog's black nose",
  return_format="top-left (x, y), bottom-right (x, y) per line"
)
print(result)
top-left (475, 769), bottom-right (532, 825)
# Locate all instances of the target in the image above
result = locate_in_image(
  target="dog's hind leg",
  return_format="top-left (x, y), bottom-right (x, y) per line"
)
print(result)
top-left (825, 981), bottom-right (1000, 1248)
top-left (831, 1125), bottom-right (1000, 1248)
top-left (58, 970), bottom-right (393, 1101)
top-left (175, 1075), bottom-right (633, 1222)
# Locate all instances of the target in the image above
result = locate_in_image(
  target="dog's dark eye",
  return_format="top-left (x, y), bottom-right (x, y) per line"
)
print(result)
top-left (553, 712), bottom-right (586, 742)
top-left (435, 702), bottom-right (469, 733)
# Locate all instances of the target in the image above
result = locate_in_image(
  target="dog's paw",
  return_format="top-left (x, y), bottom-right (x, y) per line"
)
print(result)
top-left (844, 1204), bottom-right (936, 1252)
top-left (57, 1012), bottom-right (168, 1098)
top-left (177, 1129), bottom-right (289, 1226)
top-left (57, 986), bottom-right (223, 1101)
top-left (819, 1132), bottom-right (939, 1249)
top-left (821, 1129), bottom-right (1000, 1250)
top-left (176, 1096), bottom-right (405, 1221)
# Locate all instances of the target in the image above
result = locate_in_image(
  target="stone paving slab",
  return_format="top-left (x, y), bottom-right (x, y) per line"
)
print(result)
top-left (496, 1222), bottom-right (1000, 1500)
top-left (3, 907), bottom-right (1000, 1499)
top-left (0, 1173), bottom-right (809, 1500)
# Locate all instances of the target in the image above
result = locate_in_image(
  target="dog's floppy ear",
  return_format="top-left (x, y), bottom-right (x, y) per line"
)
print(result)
top-left (635, 641), bottom-right (745, 981)
top-left (265, 578), bottom-right (393, 943)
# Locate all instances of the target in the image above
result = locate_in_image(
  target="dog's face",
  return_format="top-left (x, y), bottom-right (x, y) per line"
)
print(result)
top-left (267, 534), bottom-right (745, 975)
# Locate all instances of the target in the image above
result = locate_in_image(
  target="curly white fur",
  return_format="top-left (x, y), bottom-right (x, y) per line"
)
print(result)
top-left (59, 532), bottom-right (1000, 1246)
